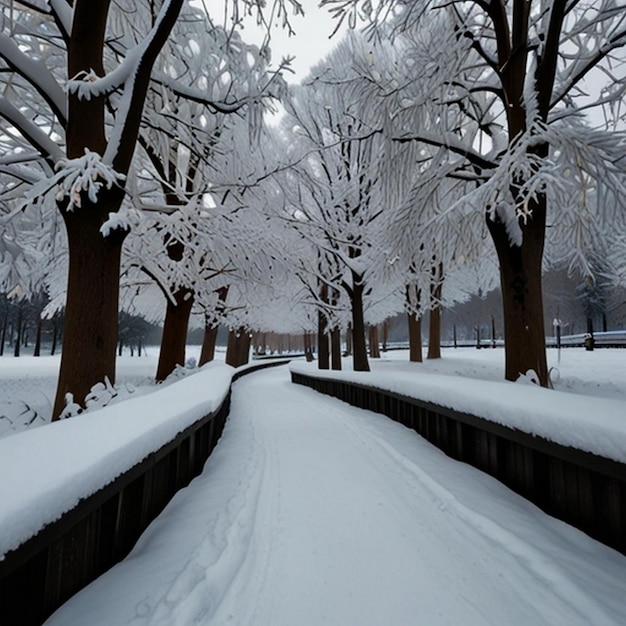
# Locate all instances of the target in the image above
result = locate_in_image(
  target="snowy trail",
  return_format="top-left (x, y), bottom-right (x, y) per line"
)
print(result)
top-left (46, 366), bottom-right (626, 625)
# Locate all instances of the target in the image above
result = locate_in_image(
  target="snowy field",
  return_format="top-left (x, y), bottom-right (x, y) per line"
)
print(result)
top-left (1, 346), bottom-right (625, 439)
top-left (0, 345), bottom-right (209, 437)
top-left (43, 361), bottom-right (626, 626)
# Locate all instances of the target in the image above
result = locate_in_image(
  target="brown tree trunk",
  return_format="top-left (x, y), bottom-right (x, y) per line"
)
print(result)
top-left (318, 281), bottom-right (330, 369)
top-left (427, 305), bottom-right (441, 360)
top-left (382, 319), bottom-right (389, 351)
top-left (318, 309), bottom-right (330, 370)
top-left (408, 312), bottom-right (422, 363)
top-left (199, 324), bottom-right (219, 366)
top-left (156, 288), bottom-right (194, 382)
top-left (226, 328), bottom-right (251, 367)
top-left (331, 327), bottom-right (342, 370)
top-left (487, 196), bottom-right (548, 385)
top-left (53, 207), bottom-right (126, 419)
top-left (406, 283), bottom-right (422, 362)
top-left (427, 263), bottom-right (443, 360)
top-left (350, 276), bottom-right (370, 372)
top-left (51, 0), bottom-right (184, 419)
top-left (199, 286), bottom-right (228, 366)
top-left (369, 325), bottom-right (381, 358)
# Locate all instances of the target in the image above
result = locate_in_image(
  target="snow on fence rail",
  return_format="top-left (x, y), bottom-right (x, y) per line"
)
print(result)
top-left (291, 369), bottom-right (626, 557)
top-left (0, 359), bottom-right (290, 626)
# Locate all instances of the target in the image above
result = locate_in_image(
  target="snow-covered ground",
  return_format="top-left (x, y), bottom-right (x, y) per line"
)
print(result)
top-left (2, 345), bottom-right (625, 439)
top-left (0, 345), bottom-right (209, 437)
top-left (44, 362), bottom-right (626, 625)
top-left (2, 347), bottom-right (625, 624)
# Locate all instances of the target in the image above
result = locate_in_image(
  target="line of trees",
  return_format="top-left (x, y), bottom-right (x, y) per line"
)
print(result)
top-left (1, 0), bottom-right (625, 422)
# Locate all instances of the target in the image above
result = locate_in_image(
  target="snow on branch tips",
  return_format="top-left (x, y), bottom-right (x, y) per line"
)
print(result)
top-left (24, 149), bottom-right (126, 214)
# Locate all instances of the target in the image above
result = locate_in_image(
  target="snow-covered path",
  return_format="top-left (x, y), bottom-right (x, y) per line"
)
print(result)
top-left (46, 366), bottom-right (626, 625)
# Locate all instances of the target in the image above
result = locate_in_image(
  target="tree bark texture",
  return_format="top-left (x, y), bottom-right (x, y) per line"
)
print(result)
top-left (369, 325), bottom-right (380, 358)
top-left (53, 206), bottom-right (126, 418)
top-left (427, 263), bottom-right (443, 360)
top-left (488, 200), bottom-right (548, 384)
top-left (350, 276), bottom-right (370, 372)
top-left (331, 328), bottom-right (342, 370)
top-left (408, 312), bottom-right (423, 363)
top-left (13, 304), bottom-right (22, 357)
top-left (155, 288), bottom-right (194, 382)
top-left (226, 329), bottom-right (251, 368)
top-left (53, 0), bottom-right (184, 418)
top-left (199, 324), bottom-right (219, 366)
top-left (318, 309), bottom-right (330, 370)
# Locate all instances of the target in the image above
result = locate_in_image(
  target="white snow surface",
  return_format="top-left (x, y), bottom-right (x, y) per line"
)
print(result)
top-left (44, 364), bottom-right (626, 625)
top-left (291, 354), bottom-right (626, 463)
top-left (0, 361), bottom-right (233, 560)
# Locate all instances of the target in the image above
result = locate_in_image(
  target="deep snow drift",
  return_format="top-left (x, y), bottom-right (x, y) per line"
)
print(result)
top-left (44, 364), bottom-right (626, 625)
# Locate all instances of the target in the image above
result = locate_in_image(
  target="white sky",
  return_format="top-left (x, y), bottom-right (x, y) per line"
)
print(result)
top-left (204, 0), bottom-right (349, 83)
top-left (260, 0), bottom-right (348, 82)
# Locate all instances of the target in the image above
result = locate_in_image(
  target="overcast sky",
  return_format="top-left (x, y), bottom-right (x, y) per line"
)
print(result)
top-left (264, 1), bottom-right (348, 82)
top-left (220, 0), bottom-right (349, 83)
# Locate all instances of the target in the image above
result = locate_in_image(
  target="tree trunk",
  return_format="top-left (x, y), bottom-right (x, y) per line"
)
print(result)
top-left (369, 325), bottom-right (381, 358)
top-left (226, 328), bottom-right (250, 367)
top-left (50, 320), bottom-right (58, 356)
top-left (331, 328), bottom-right (342, 370)
top-left (350, 276), bottom-right (370, 372)
top-left (406, 283), bottom-right (422, 362)
top-left (199, 324), bottom-right (219, 365)
top-left (33, 315), bottom-right (42, 357)
top-left (303, 332), bottom-right (314, 362)
top-left (238, 331), bottom-right (251, 366)
top-left (199, 286), bottom-right (228, 366)
top-left (0, 314), bottom-right (7, 356)
top-left (487, 197), bottom-right (548, 385)
top-left (345, 326), bottom-right (352, 356)
top-left (318, 309), bottom-right (330, 370)
top-left (156, 288), bottom-right (194, 382)
top-left (53, 207), bottom-right (126, 419)
top-left (427, 304), bottom-right (441, 360)
top-left (427, 263), bottom-right (443, 360)
top-left (13, 305), bottom-right (22, 357)
top-left (408, 312), bottom-right (422, 363)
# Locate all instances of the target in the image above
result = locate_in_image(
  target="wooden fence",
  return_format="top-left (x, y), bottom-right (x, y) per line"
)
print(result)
top-left (291, 371), bottom-right (626, 557)
top-left (0, 359), bottom-right (289, 626)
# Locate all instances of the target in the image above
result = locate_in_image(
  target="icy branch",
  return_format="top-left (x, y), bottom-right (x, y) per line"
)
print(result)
top-left (24, 149), bottom-right (126, 213)
top-left (0, 33), bottom-right (67, 126)
top-left (0, 97), bottom-right (64, 163)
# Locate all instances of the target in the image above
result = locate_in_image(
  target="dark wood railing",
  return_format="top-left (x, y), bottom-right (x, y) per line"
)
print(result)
top-left (291, 370), bottom-right (626, 557)
top-left (0, 359), bottom-right (290, 626)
